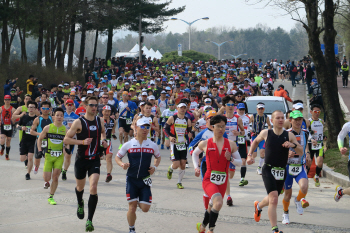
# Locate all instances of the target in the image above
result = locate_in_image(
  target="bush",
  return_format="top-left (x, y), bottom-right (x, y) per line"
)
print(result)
top-left (160, 50), bottom-right (216, 63)
top-left (0, 61), bottom-right (83, 105)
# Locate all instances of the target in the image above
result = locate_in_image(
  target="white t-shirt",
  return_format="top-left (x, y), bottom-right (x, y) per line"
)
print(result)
top-left (118, 101), bottom-right (129, 118)
top-left (110, 79), bottom-right (118, 86)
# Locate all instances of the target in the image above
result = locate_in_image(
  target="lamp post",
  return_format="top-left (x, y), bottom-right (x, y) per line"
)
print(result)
top-left (171, 17), bottom-right (209, 50)
top-left (224, 53), bottom-right (247, 60)
top-left (205, 40), bottom-right (234, 60)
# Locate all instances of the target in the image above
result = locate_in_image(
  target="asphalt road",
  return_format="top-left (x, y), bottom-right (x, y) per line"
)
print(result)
top-left (0, 80), bottom-right (349, 233)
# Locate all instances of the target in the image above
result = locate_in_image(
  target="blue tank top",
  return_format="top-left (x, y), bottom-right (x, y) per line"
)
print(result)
top-left (37, 116), bottom-right (53, 133)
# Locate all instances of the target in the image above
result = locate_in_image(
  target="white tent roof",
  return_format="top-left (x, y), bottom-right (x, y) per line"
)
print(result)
top-left (148, 48), bottom-right (158, 59)
top-left (155, 50), bottom-right (163, 59)
top-left (129, 44), bottom-right (139, 53)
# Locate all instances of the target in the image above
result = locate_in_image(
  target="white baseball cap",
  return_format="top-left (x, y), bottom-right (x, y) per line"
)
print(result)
top-left (137, 118), bottom-right (151, 126)
top-left (293, 103), bottom-right (304, 110)
top-left (177, 103), bottom-right (187, 108)
top-left (257, 103), bottom-right (265, 108)
top-left (103, 105), bottom-right (111, 110)
top-left (141, 92), bottom-right (148, 96)
top-left (87, 90), bottom-right (93, 94)
top-left (148, 95), bottom-right (155, 100)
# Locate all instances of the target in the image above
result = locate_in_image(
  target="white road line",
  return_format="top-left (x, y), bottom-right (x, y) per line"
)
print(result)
top-left (292, 87), bottom-right (296, 99)
top-left (338, 92), bottom-right (349, 113)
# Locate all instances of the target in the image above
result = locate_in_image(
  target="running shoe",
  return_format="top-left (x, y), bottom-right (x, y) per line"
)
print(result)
top-left (44, 182), bottom-right (50, 189)
top-left (157, 138), bottom-right (161, 145)
top-left (226, 196), bottom-right (233, 206)
top-left (161, 144), bottom-right (164, 150)
top-left (0, 148), bottom-right (4, 155)
top-left (239, 179), bottom-right (248, 186)
top-left (105, 174), bottom-right (112, 183)
top-left (294, 197), bottom-right (304, 215)
top-left (334, 186), bottom-right (343, 202)
top-left (167, 147), bottom-right (170, 150)
top-left (272, 226), bottom-right (283, 233)
top-left (254, 201), bottom-right (262, 222)
top-left (301, 198), bottom-right (309, 208)
top-left (167, 166), bottom-right (173, 180)
top-left (77, 200), bottom-right (85, 219)
top-left (196, 222), bottom-right (205, 233)
top-left (314, 176), bottom-right (320, 187)
top-left (177, 183), bottom-right (184, 189)
top-left (129, 228), bottom-right (136, 233)
top-left (5, 155), bottom-right (9, 160)
top-left (118, 144), bottom-right (123, 150)
top-left (85, 220), bottom-right (94, 232)
top-left (186, 161), bottom-right (189, 168)
top-left (257, 166), bottom-right (262, 175)
top-left (62, 170), bottom-right (67, 181)
top-left (282, 213), bottom-right (290, 225)
top-left (33, 166), bottom-right (39, 175)
top-left (25, 173), bottom-right (30, 180)
top-left (48, 197), bottom-right (57, 205)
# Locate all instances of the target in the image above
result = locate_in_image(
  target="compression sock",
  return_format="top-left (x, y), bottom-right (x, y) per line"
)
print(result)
top-left (259, 158), bottom-right (265, 167)
top-left (88, 194), bottom-right (98, 221)
top-left (282, 199), bottom-right (290, 213)
top-left (129, 226), bottom-right (135, 232)
top-left (316, 166), bottom-right (322, 177)
top-left (24, 159), bottom-right (28, 166)
top-left (202, 210), bottom-right (210, 227)
top-left (296, 189), bottom-right (307, 201)
top-left (203, 194), bottom-right (209, 210)
top-left (240, 166), bottom-right (247, 178)
top-left (75, 187), bottom-right (84, 205)
top-left (1, 144), bottom-right (4, 150)
top-left (5, 146), bottom-right (10, 155)
top-left (208, 208), bottom-right (219, 232)
top-left (178, 169), bottom-right (185, 183)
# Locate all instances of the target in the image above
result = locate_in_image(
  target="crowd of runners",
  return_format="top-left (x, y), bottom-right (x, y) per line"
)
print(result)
top-left (1, 56), bottom-right (350, 233)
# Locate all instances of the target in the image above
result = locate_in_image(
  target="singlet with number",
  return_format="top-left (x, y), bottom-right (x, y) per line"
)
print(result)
top-left (225, 114), bottom-right (240, 141)
top-left (308, 118), bottom-right (324, 142)
top-left (161, 109), bottom-right (177, 122)
top-left (238, 113), bottom-right (250, 137)
top-left (37, 116), bottom-right (53, 134)
top-left (104, 118), bottom-right (115, 139)
top-left (118, 101), bottom-right (129, 119)
top-left (158, 99), bottom-right (168, 114)
top-left (203, 138), bottom-right (231, 183)
top-left (76, 116), bottom-right (102, 159)
top-left (45, 123), bottom-right (66, 157)
top-left (264, 129), bottom-right (290, 167)
top-left (1, 106), bottom-right (13, 125)
top-left (170, 115), bottom-right (188, 143)
top-left (286, 128), bottom-right (309, 165)
top-left (252, 113), bottom-right (267, 135)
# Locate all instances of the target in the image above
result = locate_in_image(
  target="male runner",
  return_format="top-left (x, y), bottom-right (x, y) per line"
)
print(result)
top-left (308, 104), bottom-right (326, 187)
top-left (63, 96), bottom-right (108, 232)
top-left (157, 91), bottom-right (168, 145)
top-left (247, 110), bottom-right (302, 233)
top-left (192, 115), bottom-right (241, 233)
top-left (334, 186), bottom-right (350, 202)
top-left (337, 121), bottom-right (350, 180)
top-left (102, 105), bottom-right (117, 183)
top-left (249, 102), bottom-right (271, 175)
top-left (164, 102), bottom-right (192, 189)
top-left (133, 102), bottom-right (159, 141)
top-left (0, 95), bottom-right (16, 160)
top-left (18, 101), bottom-right (38, 180)
top-left (118, 91), bottom-right (137, 149)
top-left (160, 99), bottom-right (177, 149)
top-left (283, 101), bottom-right (310, 131)
top-left (222, 95), bottom-right (244, 206)
top-left (30, 101), bottom-right (52, 175)
top-left (282, 110), bottom-right (311, 225)
top-left (37, 107), bottom-right (68, 204)
top-left (62, 99), bottom-right (79, 180)
top-left (115, 118), bottom-right (161, 233)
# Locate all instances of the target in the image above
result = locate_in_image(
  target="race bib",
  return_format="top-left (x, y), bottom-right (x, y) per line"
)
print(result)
top-left (126, 118), bottom-right (132, 125)
top-left (25, 127), bottom-right (31, 134)
top-left (143, 176), bottom-right (152, 187)
top-left (237, 136), bottom-right (245, 144)
top-left (312, 141), bottom-right (322, 150)
top-left (210, 171), bottom-right (227, 185)
top-left (41, 140), bottom-right (47, 148)
top-left (271, 167), bottom-right (285, 180)
top-left (175, 142), bottom-right (186, 151)
top-left (288, 164), bottom-right (302, 176)
top-left (50, 150), bottom-right (62, 157)
top-left (3, 125), bottom-right (11, 131)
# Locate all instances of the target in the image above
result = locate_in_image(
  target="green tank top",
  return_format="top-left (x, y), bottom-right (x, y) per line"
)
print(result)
top-left (22, 105), bottom-right (28, 112)
top-left (46, 124), bottom-right (66, 157)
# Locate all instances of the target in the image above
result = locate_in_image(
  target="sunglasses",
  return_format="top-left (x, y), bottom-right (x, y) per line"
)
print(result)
top-left (102, 97), bottom-right (108, 99)
top-left (313, 110), bottom-right (321, 113)
top-left (11, 91), bottom-right (16, 93)
top-left (28, 106), bottom-right (36, 109)
top-left (168, 104), bottom-right (175, 106)
top-left (67, 104), bottom-right (73, 106)
top-left (140, 125), bottom-right (150, 130)
top-left (258, 108), bottom-right (265, 110)
top-left (226, 103), bottom-right (235, 107)
top-left (88, 104), bottom-right (98, 107)
top-left (236, 95), bottom-right (242, 98)
top-left (4, 99), bottom-right (10, 101)
top-left (205, 101), bottom-right (211, 104)
top-left (42, 107), bottom-right (50, 110)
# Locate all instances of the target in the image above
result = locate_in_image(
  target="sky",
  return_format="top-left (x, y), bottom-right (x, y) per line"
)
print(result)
top-left (162, 0), bottom-right (305, 33)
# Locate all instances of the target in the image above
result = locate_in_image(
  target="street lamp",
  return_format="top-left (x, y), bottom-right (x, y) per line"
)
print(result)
top-left (205, 40), bottom-right (234, 60)
top-left (224, 53), bottom-right (247, 60)
top-left (171, 17), bottom-right (209, 50)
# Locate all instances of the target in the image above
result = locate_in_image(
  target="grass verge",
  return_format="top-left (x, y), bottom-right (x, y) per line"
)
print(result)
top-left (324, 148), bottom-right (349, 176)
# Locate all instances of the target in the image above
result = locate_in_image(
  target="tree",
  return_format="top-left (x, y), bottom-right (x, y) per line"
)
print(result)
top-left (161, 50), bottom-right (216, 63)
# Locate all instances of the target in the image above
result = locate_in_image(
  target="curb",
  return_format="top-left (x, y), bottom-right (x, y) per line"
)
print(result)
top-left (322, 164), bottom-right (350, 188)
top-left (306, 86), bottom-right (350, 188)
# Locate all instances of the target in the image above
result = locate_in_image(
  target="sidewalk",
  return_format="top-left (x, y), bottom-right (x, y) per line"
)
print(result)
top-left (337, 75), bottom-right (350, 120)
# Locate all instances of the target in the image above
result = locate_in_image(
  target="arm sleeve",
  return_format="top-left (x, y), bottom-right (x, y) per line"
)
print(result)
top-left (231, 150), bottom-right (242, 167)
top-left (337, 122), bottom-right (350, 149)
top-left (163, 123), bottom-right (172, 138)
top-left (192, 147), bottom-right (203, 169)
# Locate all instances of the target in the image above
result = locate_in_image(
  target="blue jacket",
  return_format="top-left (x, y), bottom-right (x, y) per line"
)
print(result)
top-left (4, 80), bottom-right (16, 96)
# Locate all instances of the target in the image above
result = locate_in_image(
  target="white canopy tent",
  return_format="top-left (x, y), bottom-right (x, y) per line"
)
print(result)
top-left (115, 44), bottom-right (161, 59)
top-left (155, 50), bottom-right (163, 59)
